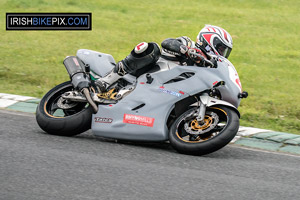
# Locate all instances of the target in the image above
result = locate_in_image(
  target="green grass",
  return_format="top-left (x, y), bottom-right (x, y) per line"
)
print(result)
top-left (1, 0), bottom-right (299, 134)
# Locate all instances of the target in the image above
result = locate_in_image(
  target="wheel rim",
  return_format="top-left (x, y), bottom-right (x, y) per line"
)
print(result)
top-left (44, 85), bottom-right (89, 118)
top-left (175, 107), bottom-right (228, 143)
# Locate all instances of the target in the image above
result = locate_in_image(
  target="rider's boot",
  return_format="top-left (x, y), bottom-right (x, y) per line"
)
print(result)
top-left (95, 61), bottom-right (127, 92)
top-left (95, 42), bottom-right (161, 92)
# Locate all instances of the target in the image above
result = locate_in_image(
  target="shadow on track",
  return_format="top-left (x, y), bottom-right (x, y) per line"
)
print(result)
top-left (36, 128), bottom-right (244, 159)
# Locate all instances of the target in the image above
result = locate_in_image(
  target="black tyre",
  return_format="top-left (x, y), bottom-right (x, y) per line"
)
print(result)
top-left (36, 81), bottom-right (93, 136)
top-left (169, 105), bottom-right (239, 155)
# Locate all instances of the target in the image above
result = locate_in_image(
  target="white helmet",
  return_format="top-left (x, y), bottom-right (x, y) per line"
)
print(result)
top-left (196, 25), bottom-right (233, 58)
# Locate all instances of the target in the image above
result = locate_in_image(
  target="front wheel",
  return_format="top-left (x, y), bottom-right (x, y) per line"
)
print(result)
top-left (169, 105), bottom-right (239, 156)
top-left (36, 81), bottom-right (94, 136)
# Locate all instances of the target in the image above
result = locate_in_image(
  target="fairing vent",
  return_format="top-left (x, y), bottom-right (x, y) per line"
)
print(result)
top-left (164, 72), bottom-right (195, 84)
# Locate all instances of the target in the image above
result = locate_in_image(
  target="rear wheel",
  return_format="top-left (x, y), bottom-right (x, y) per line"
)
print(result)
top-left (169, 105), bottom-right (239, 155)
top-left (36, 81), bottom-right (93, 136)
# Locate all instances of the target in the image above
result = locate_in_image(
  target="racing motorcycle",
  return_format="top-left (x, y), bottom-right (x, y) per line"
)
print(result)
top-left (36, 48), bottom-right (248, 155)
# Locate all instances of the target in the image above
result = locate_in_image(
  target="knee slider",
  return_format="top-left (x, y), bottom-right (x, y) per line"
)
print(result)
top-left (122, 42), bottom-right (161, 74)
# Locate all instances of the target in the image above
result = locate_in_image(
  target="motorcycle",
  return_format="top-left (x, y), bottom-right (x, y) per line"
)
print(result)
top-left (36, 48), bottom-right (248, 155)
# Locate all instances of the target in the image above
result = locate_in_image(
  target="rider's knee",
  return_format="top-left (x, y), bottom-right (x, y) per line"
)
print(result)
top-left (120, 42), bottom-right (161, 74)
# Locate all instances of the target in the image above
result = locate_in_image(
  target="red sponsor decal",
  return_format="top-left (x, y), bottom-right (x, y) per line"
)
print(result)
top-left (73, 57), bottom-right (80, 66)
top-left (123, 114), bottom-right (155, 127)
top-left (159, 86), bottom-right (165, 89)
top-left (179, 91), bottom-right (184, 94)
top-left (140, 82), bottom-right (145, 84)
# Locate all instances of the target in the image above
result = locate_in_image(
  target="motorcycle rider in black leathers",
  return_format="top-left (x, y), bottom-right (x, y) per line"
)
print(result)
top-left (96, 25), bottom-right (233, 92)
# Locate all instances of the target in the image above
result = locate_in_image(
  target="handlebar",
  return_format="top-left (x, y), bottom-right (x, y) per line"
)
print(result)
top-left (187, 50), bottom-right (215, 68)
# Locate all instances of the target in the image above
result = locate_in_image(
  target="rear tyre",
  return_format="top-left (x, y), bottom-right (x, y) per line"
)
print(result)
top-left (169, 105), bottom-right (239, 155)
top-left (36, 81), bottom-right (93, 136)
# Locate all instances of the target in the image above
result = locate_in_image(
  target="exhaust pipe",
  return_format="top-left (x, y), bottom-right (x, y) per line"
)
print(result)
top-left (63, 56), bottom-right (98, 113)
top-left (63, 56), bottom-right (91, 90)
top-left (82, 88), bottom-right (98, 114)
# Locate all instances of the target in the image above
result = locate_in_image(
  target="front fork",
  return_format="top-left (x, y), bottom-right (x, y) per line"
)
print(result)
top-left (196, 95), bottom-right (208, 123)
top-left (196, 81), bottom-right (225, 122)
top-left (196, 100), bottom-right (207, 122)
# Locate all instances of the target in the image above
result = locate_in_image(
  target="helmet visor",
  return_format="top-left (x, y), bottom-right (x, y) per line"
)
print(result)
top-left (213, 37), bottom-right (232, 58)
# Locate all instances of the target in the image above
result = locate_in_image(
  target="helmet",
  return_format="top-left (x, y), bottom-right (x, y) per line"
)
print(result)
top-left (196, 25), bottom-right (233, 58)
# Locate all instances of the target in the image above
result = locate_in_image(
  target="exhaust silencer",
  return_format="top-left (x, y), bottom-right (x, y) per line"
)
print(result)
top-left (63, 56), bottom-right (91, 90)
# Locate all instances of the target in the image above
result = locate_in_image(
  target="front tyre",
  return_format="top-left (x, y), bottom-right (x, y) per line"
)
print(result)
top-left (169, 106), bottom-right (239, 156)
top-left (36, 81), bottom-right (93, 136)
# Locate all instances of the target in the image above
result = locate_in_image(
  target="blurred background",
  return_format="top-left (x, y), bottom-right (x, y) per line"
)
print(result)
top-left (1, 0), bottom-right (299, 134)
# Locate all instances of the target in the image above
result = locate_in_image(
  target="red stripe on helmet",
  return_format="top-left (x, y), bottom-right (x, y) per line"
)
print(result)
top-left (221, 29), bottom-right (229, 42)
top-left (203, 33), bottom-right (219, 55)
top-left (203, 34), bottom-right (213, 44)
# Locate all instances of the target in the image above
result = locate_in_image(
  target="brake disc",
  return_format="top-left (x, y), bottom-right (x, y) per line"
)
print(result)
top-left (184, 111), bottom-right (219, 134)
top-left (57, 97), bottom-right (78, 109)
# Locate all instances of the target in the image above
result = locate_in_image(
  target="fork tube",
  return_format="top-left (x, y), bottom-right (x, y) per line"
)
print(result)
top-left (196, 101), bottom-right (206, 122)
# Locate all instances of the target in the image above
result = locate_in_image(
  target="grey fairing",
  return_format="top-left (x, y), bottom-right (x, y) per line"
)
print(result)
top-left (76, 49), bottom-right (115, 77)
top-left (91, 56), bottom-right (242, 141)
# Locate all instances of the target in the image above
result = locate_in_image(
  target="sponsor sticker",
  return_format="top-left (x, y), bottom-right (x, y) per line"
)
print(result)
top-left (123, 114), bottom-right (154, 127)
top-left (158, 88), bottom-right (182, 97)
top-left (73, 57), bottom-right (80, 66)
top-left (95, 117), bottom-right (113, 123)
top-left (6, 13), bottom-right (92, 30)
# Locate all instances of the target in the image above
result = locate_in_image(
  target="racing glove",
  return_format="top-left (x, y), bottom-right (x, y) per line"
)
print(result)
top-left (180, 45), bottom-right (207, 63)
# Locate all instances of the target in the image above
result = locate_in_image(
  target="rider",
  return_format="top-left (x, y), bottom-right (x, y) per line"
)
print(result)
top-left (96, 24), bottom-right (233, 91)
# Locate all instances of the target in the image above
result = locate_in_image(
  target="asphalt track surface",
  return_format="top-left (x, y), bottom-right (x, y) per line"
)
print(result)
top-left (1, 110), bottom-right (300, 200)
